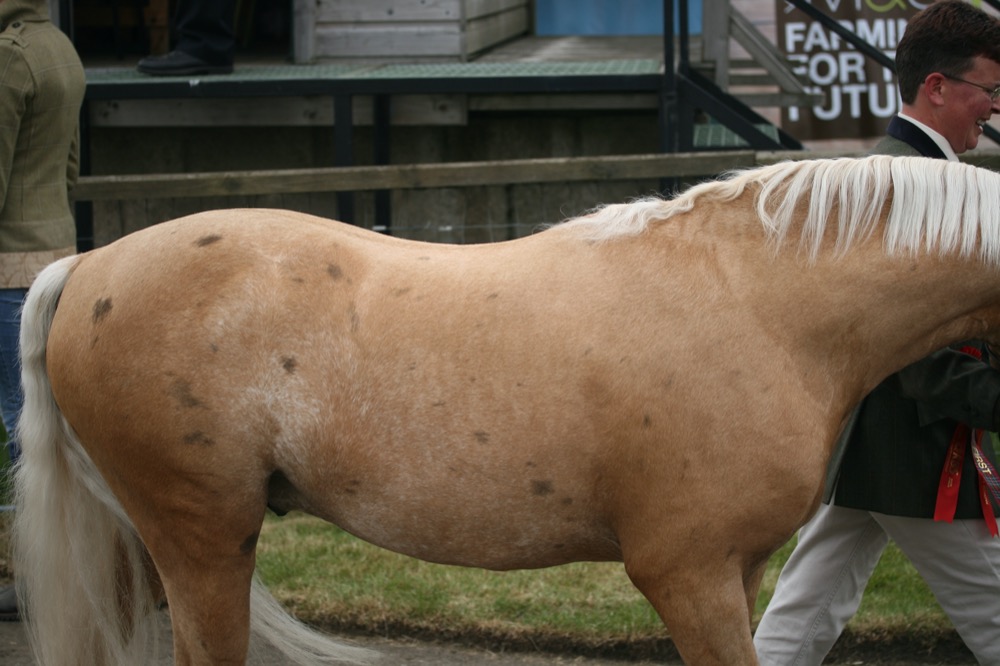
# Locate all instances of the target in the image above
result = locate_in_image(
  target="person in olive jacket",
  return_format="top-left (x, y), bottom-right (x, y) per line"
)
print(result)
top-left (755, 3), bottom-right (1000, 664)
top-left (0, 0), bottom-right (85, 622)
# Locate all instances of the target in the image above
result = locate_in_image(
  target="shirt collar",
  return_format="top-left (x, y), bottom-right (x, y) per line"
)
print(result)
top-left (897, 112), bottom-right (960, 162)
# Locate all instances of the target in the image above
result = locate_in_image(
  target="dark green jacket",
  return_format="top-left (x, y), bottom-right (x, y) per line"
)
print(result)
top-left (825, 116), bottom-right (1000, 518)
top-left (0, 0), bottom-right (84, 288)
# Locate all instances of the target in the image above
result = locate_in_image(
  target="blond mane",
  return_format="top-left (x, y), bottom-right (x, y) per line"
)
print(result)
top-left (563, 155), bottom-right (1000, 265)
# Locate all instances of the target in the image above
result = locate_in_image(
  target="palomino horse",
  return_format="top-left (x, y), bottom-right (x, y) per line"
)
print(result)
top-left (12, 155), bottom-right (1000, 665)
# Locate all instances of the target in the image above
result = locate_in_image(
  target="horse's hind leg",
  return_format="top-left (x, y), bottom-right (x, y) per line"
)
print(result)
top-left (624, 552), bottom-right (760, 665)
top-left (135, 498), bottom-right (266, 665)
top-left (160, 527), bottom-right (261, 664)
top-left (163, 559), bottom-right (256, 665)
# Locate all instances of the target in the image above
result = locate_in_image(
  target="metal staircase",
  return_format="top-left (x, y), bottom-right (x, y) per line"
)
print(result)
top-left (700, 0), bottom-right (822, 110)
top-left (664, 0), bottom-right (807, 151)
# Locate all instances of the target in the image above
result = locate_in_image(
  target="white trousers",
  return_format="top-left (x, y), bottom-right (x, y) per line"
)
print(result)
top-left (754, 503), bottom-right (1000, 665)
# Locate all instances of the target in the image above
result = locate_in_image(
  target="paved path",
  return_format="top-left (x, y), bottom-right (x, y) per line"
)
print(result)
top-left (0, 613), bottom-right (677, 665)
top-left (1, 615), bottom-right (979, 665)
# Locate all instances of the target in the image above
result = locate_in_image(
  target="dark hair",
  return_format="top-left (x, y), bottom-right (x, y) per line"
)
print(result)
top-left (895, 0), bottom-right (1000, 103)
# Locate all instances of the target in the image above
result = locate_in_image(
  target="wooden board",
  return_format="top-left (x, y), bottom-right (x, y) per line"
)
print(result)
top-left (73, 151), bottom-right (762, 201)
top-left (317, 0), bottom-right (526, 23)
top-left (87, 95), bottom-right (467, 127)
top-left (313, 0), bottom-right (528, 60)
top-left (318, 0), bottom-right (463, 23)
top-left (466, 6), bottom-right (530, 54)
top-left (315, 24), bottom-right (463, 59)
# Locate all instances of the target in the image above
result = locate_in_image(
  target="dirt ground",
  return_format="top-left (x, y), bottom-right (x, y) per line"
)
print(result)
top-left (0, 613), bottom-right (676, 665)
top-left (0, 612), bottom-right (979, 665)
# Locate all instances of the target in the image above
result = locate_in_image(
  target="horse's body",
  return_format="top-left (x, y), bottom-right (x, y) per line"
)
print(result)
top-left (13, 155), bottom-right (1000, 664)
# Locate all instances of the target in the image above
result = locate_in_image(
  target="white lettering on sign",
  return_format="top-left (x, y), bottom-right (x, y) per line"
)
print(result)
top-left (783, 17), bottom-right (907, 125)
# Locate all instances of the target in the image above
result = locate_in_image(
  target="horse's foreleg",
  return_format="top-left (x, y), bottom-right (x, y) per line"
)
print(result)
top-left (624, 554), bottom-right (759, 665)
top-left (743, 556), bottom-right (769, 627)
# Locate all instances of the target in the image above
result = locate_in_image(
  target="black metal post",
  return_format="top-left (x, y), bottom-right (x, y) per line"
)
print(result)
top-left (373, 95), bottom-right (391, 233)
top-left (334, 94), bottom-right (354, 224)
top-left (660, 0), bottom-right (679, 193)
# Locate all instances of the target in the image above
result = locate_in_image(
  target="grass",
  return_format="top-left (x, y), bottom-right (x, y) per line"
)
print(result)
top-left (253, 512), bottom-right (956, 655)
top-left (256, 514), bottom-right (664, 645)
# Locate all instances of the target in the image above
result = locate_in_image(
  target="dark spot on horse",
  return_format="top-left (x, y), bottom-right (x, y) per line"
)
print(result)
top-left (195, 234), bottom-right (223, 247)
top-left (432, 401), bottom-right (446, 407)
top-left (291, 276), bottom-right (305, 284)
top-left (392, 287), bottom-right (412, 297)
top-left (643, 414), bottom-right (652, 429)
top-left (344, 479), bottom-right (361, 495)
top-left (281, 356), bottom-right (297, 373)
top-left (210, 343), bottom-right (219, 353)
top-left (418, 256), bottom-right (431, 261)
top-left (487, 292), bottom-right (499, 300)
top-left (92, 298), bottom-right (113, 324)
top-left (327, 263), bottom-right (343, 280)
top-left (408, 362), bottom-right (417, 371)
top-left (525, 461), bottom-right (537, 468)
top-left (240, 531), bottom-right (259, 555)
top-left (561, 497), bottom-right (573, 506)
top-left (531, 480), bottom-right (555, 496)
top-left (169, 379), bottom-right (204, 409)
top-left (182, 431), bottom-right (214, 447)
top-left (554, 543), bottom-right (565, 549)
top-left (474, 431), bottom-right (490, 445)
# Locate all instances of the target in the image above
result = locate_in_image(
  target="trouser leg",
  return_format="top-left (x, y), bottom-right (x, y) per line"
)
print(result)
top-left (173, 0), bottom-right (238, 65)
top-left (876, 513), bottom-right (1000, 664)
top-left (755, 503), bottom-right (888, 666)
top-left (0, 289), bottom-right (26, 464)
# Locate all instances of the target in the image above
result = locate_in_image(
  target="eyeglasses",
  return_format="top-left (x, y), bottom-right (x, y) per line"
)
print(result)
top-left (941, 73), bottom-right (1000, 101)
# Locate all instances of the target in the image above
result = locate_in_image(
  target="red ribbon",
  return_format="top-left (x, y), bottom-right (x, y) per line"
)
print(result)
top-left (935, 425), bottom-right (1000, 537)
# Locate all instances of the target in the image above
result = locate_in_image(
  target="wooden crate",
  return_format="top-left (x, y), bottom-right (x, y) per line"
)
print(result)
top-left (309, 0), bottom-right (530, 62)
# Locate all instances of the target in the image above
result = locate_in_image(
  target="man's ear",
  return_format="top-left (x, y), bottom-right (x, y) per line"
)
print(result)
top-left (922, 72), bottom-right (948, 106)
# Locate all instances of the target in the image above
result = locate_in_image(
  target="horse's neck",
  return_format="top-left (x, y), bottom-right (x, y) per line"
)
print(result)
top-left (757, 247), bottom-right (1000, 404)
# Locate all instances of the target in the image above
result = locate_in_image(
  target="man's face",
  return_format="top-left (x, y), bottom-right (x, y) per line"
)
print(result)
top-left (940, 56), bottom-right (1000, 153)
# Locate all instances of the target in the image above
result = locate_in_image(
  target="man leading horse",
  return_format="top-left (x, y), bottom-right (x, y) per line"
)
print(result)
top-left (755, 2), bottom-right (1000, 662)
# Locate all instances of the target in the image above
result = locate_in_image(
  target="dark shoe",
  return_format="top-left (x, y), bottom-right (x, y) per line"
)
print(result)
top-left (0, 584), bottom-right (19, 622)
top-left (137, 50), bottom-right (233, 76)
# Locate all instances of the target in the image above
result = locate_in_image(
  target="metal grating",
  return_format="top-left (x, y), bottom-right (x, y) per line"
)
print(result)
top-left (693, 123), bottom-right (779, 149)
top-left (353, 60), bottom-right (663, 79)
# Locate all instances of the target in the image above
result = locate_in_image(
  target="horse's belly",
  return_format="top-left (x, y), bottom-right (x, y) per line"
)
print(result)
top-left (282, 451), bottom-right (622, 570)
top-left (324, 498), bottom-right (619, 571)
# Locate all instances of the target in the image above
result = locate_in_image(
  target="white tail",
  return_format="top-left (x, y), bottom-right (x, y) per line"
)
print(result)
top-left (12, 254), bottom-right (157, 665)
top-left (12, 255), bottom-right (375, 665)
